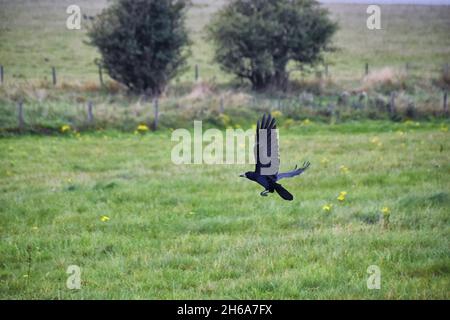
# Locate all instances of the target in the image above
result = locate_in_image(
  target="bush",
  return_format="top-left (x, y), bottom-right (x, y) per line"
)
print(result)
top-left (208, 0), bottom-right (337, 91)
top-left (88, 0), bottom-right (190, 95)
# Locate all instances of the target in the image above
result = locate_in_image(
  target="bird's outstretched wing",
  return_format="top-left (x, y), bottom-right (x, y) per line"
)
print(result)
top-left (276, 161), bottom-right (310, 181)
top-left (254, 114), bottom-right (280, 176)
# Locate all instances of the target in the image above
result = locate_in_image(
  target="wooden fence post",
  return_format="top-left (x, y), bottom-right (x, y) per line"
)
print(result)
top-left (219, 96), bottom-right (224, 114)
top-left (328, 103), bottom-right (336, 123)
top-left (359, 92), bottom-right (367, 109)
top-left (87, 101), bottom-right (94, 124)
top-left (338, 91), bottom-right (349, 107)
top-left (389, 92), bottom-right (396, 116)
top-left (365, 62), bottom-right (369, 76)
top-left (444, 91), bottom-right (448, 117)
top-left (52, 67), bottom-right (57, 86)
top-left (315, 71), bottom-right (322, 80)
top-left (98, 65), bottom-right (104, 87)
top-left (18, 100), bottom-right (25, 129)
top-left (152, 97), bottom-right (159, 131)
top-left (0, 65), bottom-right (3, 84)
top-left (195, 64), bottom-right (199, 82)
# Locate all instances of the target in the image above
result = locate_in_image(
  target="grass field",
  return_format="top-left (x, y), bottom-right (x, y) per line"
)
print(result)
top-left (0, 1), bottom-right (449, 84)
top-left (1, 122), bottom-right (449, 299)
top-left (0, 0), bottom-right (449, 300)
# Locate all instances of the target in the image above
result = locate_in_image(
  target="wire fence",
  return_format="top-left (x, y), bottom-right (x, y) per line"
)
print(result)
top-left (0, 61), bottom-right (448, 133)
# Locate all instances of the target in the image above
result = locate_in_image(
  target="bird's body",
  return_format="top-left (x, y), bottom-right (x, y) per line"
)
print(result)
top-left (240, 114), bottom-right (310, 201)
top-left (244, 172), bottom-right (274, 191)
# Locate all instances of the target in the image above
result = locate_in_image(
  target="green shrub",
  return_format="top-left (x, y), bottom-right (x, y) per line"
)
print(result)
top-left (88, 0), bottom-right (191, 95)
top-left (208, 0), bottom-right (337, 90)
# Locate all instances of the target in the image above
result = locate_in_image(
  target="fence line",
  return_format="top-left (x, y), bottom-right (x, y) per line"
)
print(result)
top-left (0, 61), bottom-right (448, 86)
top-left (8, 89), bottom-right (448, 132)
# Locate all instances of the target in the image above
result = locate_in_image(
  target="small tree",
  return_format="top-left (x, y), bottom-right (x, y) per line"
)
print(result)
top-left (208, 0), bottom-right (337, 90)
top-left (88, 0), bottom-right (190, 96)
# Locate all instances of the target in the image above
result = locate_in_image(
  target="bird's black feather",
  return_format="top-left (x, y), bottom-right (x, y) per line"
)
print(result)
top-left (243, 114), bottom-right (310, 201)
top-left (274, 184), bottom-right (294, 201)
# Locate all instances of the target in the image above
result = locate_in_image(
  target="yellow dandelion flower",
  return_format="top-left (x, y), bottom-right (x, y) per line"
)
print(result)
top-left (381, 207), bottom-right (390, 214)
top-left (61, 125), bottom-right (71, 133)
top-left (32, 226), bottom-right (38, 231)
top-left (137, 124), bottom-right (149, 132)
top-left (337, 191), bottom-right (347, 202)
top-left (371, 137), bottom-right (380, 144)
top-left (302, 118), bottom-right (311, 126)
top-left (340, 165), bottom-right (349, 174)
top-left (100, 215), bottom-right (110, 222)
top-left (322, 204), bottom-right (332, 212)
top-left (283, 118), bottom-right (295, 129)
top-left (271, 110), bottom-right (283, 118)
top-left (404, 120), bottom-right (414, 126)
top-left (219, 114), bottom-right (231, 127)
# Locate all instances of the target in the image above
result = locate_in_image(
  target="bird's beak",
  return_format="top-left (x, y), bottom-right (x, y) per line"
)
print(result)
top-left (239, 174), bottom-right (245, 178)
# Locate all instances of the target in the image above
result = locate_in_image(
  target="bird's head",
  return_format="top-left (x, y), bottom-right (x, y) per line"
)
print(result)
top-left (239, 172), bottom-right (256, 180)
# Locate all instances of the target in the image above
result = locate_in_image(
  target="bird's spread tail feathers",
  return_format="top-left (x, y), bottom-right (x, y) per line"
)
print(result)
top-left (274, 183), bottom-right (294, 201)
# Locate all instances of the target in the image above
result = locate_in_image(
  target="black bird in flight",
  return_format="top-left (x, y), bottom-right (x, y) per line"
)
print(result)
top-left (240, 114), bottom-right (310, 201)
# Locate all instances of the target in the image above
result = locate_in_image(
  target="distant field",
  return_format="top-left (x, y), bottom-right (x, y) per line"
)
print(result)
top-left (0, 0), bottom-right (449, 85)
top-left (0, 122), bottom-right (449, 299)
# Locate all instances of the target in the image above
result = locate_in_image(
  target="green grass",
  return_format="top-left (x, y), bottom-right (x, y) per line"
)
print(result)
top-left (0, 1), bottom-right (449, 84)
top-left (1, 122), bottom-right (449, 299)
top-left (322, 3), bottom-right (450, 81)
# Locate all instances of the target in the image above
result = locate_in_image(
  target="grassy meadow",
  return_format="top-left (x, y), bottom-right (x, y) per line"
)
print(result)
top-left (0, 0), bottom-right (450, 300)
top-left (0, 122), bottom-right (449, 299)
